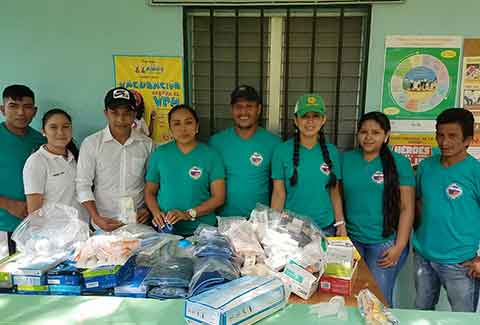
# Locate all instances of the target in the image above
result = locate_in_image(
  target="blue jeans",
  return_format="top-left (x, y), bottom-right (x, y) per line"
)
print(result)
top-left (414, 250), bottom-right (479, 312)
top-left (351, 238), bottom-right (408, 307)
top-left (322, 224), bottom-right (336, 237)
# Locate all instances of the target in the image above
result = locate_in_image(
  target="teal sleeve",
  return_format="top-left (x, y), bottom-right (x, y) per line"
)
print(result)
top-left (397, 155), bottom-right (415, 187)
top-left (209, 148), bottom-right (225, 182)
top-left (145, 150), bottom-right (160, 183)
top-left (271, 146), bottom-right (284, 180)
top-left (208, 134), bottom-right (220, 151)
top-left (328, 144), bottom-right (342, 180)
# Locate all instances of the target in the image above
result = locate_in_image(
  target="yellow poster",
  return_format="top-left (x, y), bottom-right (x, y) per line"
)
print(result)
top-left (390, 133), bottom-right (437, 167)
top-left (113, 55), bottom-right (184, 144)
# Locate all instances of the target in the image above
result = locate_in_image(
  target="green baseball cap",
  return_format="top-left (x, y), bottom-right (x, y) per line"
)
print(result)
top-left (294, 94), bottom-right (326, 117)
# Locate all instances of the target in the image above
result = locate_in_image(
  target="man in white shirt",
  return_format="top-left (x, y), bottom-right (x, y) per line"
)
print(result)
top-left (76, 87), bottom-right (153, 231)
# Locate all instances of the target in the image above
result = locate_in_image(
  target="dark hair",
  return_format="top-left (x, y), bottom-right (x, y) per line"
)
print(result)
top-left (358, 111), bottom-right (399, 238)
top-left (168, 104), bottom-right (199, 125)
top-left (289, 123), bottom-right (337, 189)
top-left (2, 84), bottom-right (35, 103)
top-left (436, 108), bottom-right (474, 140)
top-left (42, 109), bottom-right (79, 161)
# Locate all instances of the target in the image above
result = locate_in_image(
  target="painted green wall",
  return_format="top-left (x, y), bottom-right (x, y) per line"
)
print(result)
top-left (0, 0), bottom-right (182, 141)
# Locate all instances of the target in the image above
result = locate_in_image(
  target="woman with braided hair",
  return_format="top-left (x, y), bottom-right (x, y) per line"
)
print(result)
top-left (341, 111), bottom-right (415, 307)
top-left (271, 94), bottom-right (346, 237)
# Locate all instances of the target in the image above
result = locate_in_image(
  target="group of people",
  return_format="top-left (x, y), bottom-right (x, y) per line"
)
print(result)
top-left (0, 83), bottom-right (479, 311)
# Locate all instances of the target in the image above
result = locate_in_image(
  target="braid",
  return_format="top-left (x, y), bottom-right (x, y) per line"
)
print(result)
top-left (290, 129), bottom-right (300, 186)
top-left (318, 130), bottom-right (337, 188)
top-left (379, 143), bottom-right (400, 237)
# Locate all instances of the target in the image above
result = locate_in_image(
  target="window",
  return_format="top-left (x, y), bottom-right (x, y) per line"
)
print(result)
top-left (184, 6), bottom-right (370, 150)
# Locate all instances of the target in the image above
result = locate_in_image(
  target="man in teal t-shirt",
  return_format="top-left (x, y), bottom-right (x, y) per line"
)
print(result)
top-left (209, 85), bottom-right (280, 217)
top-left (413, 108), bottom-right (480, 312)
top-left (0, 85), bottom-right (44, 254)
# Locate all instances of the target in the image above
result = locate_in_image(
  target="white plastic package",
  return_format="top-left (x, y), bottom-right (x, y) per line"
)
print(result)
top-left (12, 203), bottom-right (89, 257)
top-left (310, 296), bottom-right (348, 320)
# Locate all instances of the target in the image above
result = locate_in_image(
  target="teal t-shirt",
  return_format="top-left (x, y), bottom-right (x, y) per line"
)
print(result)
top-left (0, 123), bottom-right (45, 231)
top-left (209, 127), bottom-right (281, 217)
top-left (342, 149), bottom-right (415, 244)
top-left (146, 141), bottom-right (225, 236)
top-left (413, 154), bottom-right (480, 264)
top-left (271, 139), bottom-right (341, 229)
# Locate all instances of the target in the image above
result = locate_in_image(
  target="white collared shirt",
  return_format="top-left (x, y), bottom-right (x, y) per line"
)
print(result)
top-left (23, 146), bottom-right (88, 222)
top-left (76, 127), bottom-right (153, 224)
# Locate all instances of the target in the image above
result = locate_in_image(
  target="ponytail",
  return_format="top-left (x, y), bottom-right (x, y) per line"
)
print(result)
top-left (318, 130), bottom-right (337, 189)
top-left (289, 129), bottom-right (300, 186)
top-left (379, 143), bottom-right (400, 237)
top-left (67, 140), bottom-right (79, 162)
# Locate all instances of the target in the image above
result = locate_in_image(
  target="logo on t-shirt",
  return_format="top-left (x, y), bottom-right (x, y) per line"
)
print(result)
top-left (320, 163), bottom-right (330, 175)
top-left (371, 171), bottom-right (384, 184)
top-left (446, 183), bottom-right (463, 200)
top-left (250, 152), bottom-right (264, 167)
top-left (189, 166), bottom-right (202, 180)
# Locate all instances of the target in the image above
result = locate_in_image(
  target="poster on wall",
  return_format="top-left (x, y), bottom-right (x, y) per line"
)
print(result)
top-left (113, 55), bottom-right (184, 144)
top-left (381, 36), bottom-right (462, 121)
top-left (390, 133), bottom-right (437, 167)
top-left (461, 39), bottom-right (480, 159)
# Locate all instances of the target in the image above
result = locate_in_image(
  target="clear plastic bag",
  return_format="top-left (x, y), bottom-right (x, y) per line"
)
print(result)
top-left (12, 203), bottom-right (89, 257)
top-left (357, 289), bottom-right (399, 325)
top-left (191, 224), bottom-right (235, 259)
top-left (310, 296), bottom-right (348, 320)
top-left (143, 256), bottom-right (194, 288)
top-left (188, 256), bottom-right (240, 297)
top-left (249, 204), bottom-right (327, 271)
top-left (110, 223), bottom-right (158, 239)
top-left (73, 235), bottom-right (140, 268)
top-left (217, 216), bottom-right (265, 260)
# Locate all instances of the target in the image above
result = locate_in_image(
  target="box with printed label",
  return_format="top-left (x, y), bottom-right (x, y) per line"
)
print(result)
top-left (319, 259), bottom-right (359, 296)
top-left (0, 254), bottom-right (23, 288)
top-left (17, 285), bottom-right (50, 295)
top-left (114, 266), bottom-right (150, 298)
top-left (82, 256), bottom-right (135, 290)
top-left (49, 284), bottom-right (82, 296)
top-left (325, 237), bottom-right (360, 277)
top-left (13, 274), bottom-right (46, 286)
top-left (185, 276), bottom-right (287, 325)
top-left (282, 260), bottom-right (324, 300)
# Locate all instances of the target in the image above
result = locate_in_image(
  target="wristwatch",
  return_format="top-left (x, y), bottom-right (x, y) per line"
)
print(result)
top-left (187, 208), bottom-right (197, 221)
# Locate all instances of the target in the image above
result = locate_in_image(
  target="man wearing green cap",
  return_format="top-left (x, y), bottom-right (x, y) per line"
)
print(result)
top-left (209, 85), bottom-right (281, 217)
top-left (271, 94), bottom-right (346, 236)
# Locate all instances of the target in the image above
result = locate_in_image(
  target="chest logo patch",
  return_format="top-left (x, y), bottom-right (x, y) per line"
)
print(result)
top-left (189, 166), bottom-right (202, 180)
top-left (446, 183), bottom-right (463, 200)
top-left (320, 163), bottom-right (331, 175)
top-left (250, 152), bottom-right (264, 167)
top-left (372, 171), bottom-right (384, 184)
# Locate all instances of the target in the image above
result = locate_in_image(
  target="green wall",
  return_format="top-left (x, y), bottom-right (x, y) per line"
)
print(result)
top-left (0, 0), bottom-right (182, 141)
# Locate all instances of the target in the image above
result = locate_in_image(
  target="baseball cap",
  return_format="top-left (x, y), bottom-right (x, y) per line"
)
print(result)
top-left (294, 94), bottom-right (326, 117)
top-left (104, 87), bottom-right (137, 110)
top-left (230, 85), bottom-right (261, 105)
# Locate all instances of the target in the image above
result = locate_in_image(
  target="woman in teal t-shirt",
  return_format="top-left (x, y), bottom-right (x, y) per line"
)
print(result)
top-left (271, 94), bottom-right (346, 236)
top-left (144, 105), bottom-right (225, 236)
top-left (341, 111), bottom-right (415, 307)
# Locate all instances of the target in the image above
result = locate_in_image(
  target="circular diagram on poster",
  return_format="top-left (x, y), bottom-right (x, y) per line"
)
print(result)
top-left (390, 54), bottom-right (450, 112)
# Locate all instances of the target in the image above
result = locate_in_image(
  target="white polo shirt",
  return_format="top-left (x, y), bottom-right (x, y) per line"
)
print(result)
top-left (76, 127), bottom-right (153, 226)
top-left (23, 146), bottom-right (88, 222)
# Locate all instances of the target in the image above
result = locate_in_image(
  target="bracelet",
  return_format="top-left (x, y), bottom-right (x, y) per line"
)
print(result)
top-left (333, 220), bottom-right (345, 227)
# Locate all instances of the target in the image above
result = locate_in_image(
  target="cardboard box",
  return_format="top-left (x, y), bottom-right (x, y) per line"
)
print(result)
top-left (47, 261), bottom-right (83, 286)
top-left (49, 285), bottom-right (82, 296)
top-left (0, 254), bottom-right (23, 288)
top-left (185, 276), bottom-right (287, 325)
top-left (17, 285), bottom-right (49, 295)
top-left (82, 256), bottom-right (135, 290)
top-left (325, 237), bottom-right (360, 277)
top-left (319, 259), bottom-right (359, 296)
top-left (282, 260), bottom-right (324, 300)
top-left (13, 275), bottom-right (46, 286)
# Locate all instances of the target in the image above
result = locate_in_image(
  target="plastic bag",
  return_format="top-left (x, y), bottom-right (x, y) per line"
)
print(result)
top-left (143, 256), bottom-right (194, 288)
top-left (189, 256), bottom-right (240, 297)
top-left (217, 216), bottom-right (265, 260)
top-left (12, 203), bottom-right (89, 256)
top-left (191, 225), bottom-right (235, 259)
top-left (310, 296), bottom-right (348, 320)
top-left (73, 235), bottom-right (140, 268)
top-left (249, 204), bottom-right (326, 271)
top-left (357, 289), bottom-right (399, 325)
top-left (110, 223), bottom-right (158, 239)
